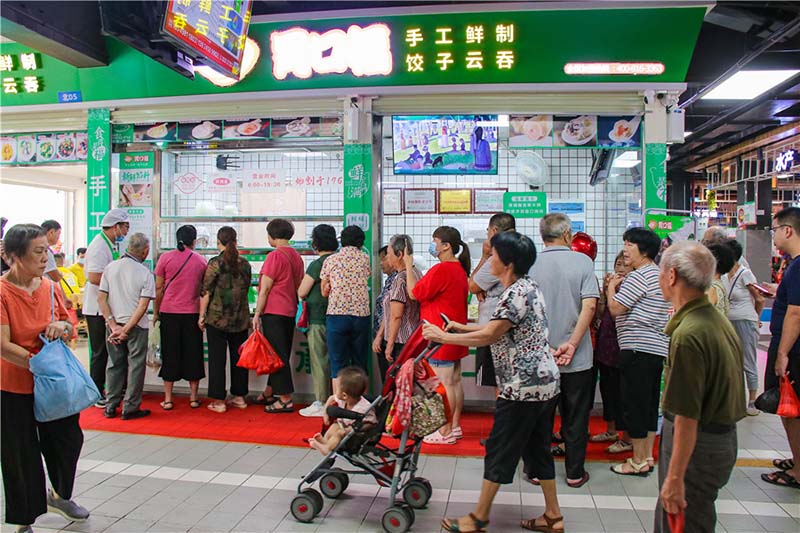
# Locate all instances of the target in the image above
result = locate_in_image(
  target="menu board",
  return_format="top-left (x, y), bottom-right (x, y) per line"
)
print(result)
top-left (553, 115), bottom-right (598, 147)
top-left (222, 118), bottom-right (270, 139)
top-left (598, 116), bottom-right (642, 147)
top-left (509, 115), bottom-right (553, 148)
top-left (162, 0), bottom-right (253, 79)
top-left (178, 120), bottom-right (223, 141)
top-left (133, 122), bottom-right (178, 142)
top-left (56, 132), bottom-right (77, 161)
top-left (0, 131), bottom-right (89, 165)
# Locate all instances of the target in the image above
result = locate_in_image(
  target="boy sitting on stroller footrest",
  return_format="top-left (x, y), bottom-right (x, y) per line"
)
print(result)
top-left (309, 367), bottom-right (378, 455)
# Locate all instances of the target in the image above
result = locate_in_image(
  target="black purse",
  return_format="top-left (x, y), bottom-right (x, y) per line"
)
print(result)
top-left (754, 386), bottom-right (780, 414)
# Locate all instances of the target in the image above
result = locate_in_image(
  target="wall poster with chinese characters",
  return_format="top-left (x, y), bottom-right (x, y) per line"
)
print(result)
top-left (0, 131), bottom-right (88, 165)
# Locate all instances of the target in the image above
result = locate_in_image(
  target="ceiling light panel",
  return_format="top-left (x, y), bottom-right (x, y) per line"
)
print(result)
top-left (702, 70), bottom-right (800, 100)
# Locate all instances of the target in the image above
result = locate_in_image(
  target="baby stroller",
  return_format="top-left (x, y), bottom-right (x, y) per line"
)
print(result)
top-left (290, 326), bottom-right (446, 533)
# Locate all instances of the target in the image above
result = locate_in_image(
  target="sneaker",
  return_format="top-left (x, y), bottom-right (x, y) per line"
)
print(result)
top-left (422, 429), bottom-right (457, 445)
top-left (47, 489), bottom-right (89, 521)
top-left (121, 409), bottom-right (151, 420)
top-left (607, 440), bottom-right (633, 454)
top-left (103, 407), bottom-right (116, 419)
top-left (299, 401), bottom-right (326, 417)
top-left (94, 397), bottom-right (108, 408)
top-left (746, 403), bottom-right (760, 416)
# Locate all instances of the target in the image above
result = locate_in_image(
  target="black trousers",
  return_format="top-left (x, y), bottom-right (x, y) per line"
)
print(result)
top-left (553, 368), bottom-right (594, 480)
top-left (619, 350), bottom-right (664, 439)
top-left (594, 362), bottom-right (623, 428)
top-left (206, 326), bottom-right (249, 400)
top-left (86, 314), bottom-right (109, 394)
top-left (1, 391), bottom-right (84, 526)
top-left (376, 340), bottom-right (404, 386)
top-left (261, 314), bottom-right (296, 396)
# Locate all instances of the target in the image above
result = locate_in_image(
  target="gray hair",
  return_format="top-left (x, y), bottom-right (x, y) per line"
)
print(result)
top-left (660, 241), bottom-right (716, 292)
top-left (389, 234), bottom-right (413, 256)
top-left (702, 226), bottom-right (728, 245)
top-left (127, 233), bottom-right (150, 255)
top-left (540, 213), bottom-right (572, 242)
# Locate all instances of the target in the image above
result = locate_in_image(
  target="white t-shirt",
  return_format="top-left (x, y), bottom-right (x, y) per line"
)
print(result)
top-left (45, 248), bottom-right (57, 275)
top-left (473, 260), bottom-right (503, 325)
top-left (336, 396), bottom-right (378, 426)
top-left (721, 266), bottom-right (758, 322)
top-left (99, 256), bottom-right (155, 329)
top-left (83, 233), bottom-right (116, 316)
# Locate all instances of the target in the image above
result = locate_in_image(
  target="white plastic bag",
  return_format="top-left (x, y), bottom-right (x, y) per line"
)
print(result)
top-left (146, 322), bottom-right (162, 369)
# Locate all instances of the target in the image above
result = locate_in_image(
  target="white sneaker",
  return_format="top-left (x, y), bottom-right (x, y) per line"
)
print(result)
top-left (299, 401), bottom-right (325, 417)
top-left (746, 403), bottom-right (760, 416)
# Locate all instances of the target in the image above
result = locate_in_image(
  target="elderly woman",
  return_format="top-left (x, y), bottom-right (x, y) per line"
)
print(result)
top-left (705, 243), bottom-right (734, 316)
top-left (722, 238), bottom-right (765, 416)
top-left (154, 225), bottom-right (208, 410)
top-left (1, 224), bottom-right (89, 531)
top-left (423, 231), bottom-right (565, 533)
top-left (606, 227), bottom-right (671, 476)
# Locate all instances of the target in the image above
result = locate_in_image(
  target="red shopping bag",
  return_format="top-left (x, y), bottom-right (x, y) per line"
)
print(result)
top-left (237, 330), bottom-right (285, 375)
top-left (668, 511), bottom-right (685, 533)
top-left (777, 375), bottom-right (800, 418)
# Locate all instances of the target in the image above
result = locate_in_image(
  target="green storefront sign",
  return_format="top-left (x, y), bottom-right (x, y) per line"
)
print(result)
top-left (87, 108), bottom-right (111, 242)
top-left (645, 214), bottom-right (695, 240)
top-left (0, 7), bottom-right (704, 106)
top-left (343, 143), bottom-right (374, 255)
top-left (645, 143), bottom-right (668, 212)
top-left (503, 191), bottom-right (547, 218)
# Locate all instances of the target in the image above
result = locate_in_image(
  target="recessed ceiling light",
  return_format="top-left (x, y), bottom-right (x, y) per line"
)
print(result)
top-left (702, 70), bottom-right (800, 100)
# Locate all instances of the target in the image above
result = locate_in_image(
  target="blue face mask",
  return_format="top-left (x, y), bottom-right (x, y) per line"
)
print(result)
top-left (428, 241), bottom-right (440, 258)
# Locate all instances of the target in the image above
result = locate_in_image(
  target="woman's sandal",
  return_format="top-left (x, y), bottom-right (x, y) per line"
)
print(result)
top-left (611, 458), bottom-right (651, 477)
top-left (567, 471), bottom-right (590, 488)
top-left (253, 393), bottom-right (277, 406)
top-left (264, 399), bottom-right (293, 413)
top-left (551, 444), bottom-right (566, 457)
top-left (773, 458), bottom-right (795, 471)
top-left (441, 513), bottom-right (489, 533)
top-left (521, 513), bottom-right (564, 532)
top-left (160, 401), bottom-right (174, 411)
top-left (189, 399), bottom-right (201, 409)
top-left (590, 431), bottom-right (619, 443)
top-left (226, 398), bottom-right (248, 409)
top-left (761, 470), bottom-right (800, 490)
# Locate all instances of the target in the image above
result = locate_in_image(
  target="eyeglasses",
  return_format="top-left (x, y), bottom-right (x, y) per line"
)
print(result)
top-left (770, 224), bottom-right (790, 237)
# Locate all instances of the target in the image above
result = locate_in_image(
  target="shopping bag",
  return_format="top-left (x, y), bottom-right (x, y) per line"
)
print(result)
top-left (237, 330), bottom-right (285, 375)
top-left (667, 511), bottom-right (685, 533)
top-left (755, 386), bottom-right (780, 414)
top-left (409, 391), bottom-right (446, 437)
top-left (29, 335), bottom-right (101, 422)
top-left (146, 323), bottom-right (162, 369)
top-left (777, 375), bottom-right (800, 418)
top-left (296, 301), bottom-right (309, 332)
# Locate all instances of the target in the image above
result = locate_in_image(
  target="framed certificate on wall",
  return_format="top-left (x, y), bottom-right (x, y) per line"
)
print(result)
top-left (383, 188), bottom-right (403, 215)
top-left (404, 188), bottom-right (437, 214)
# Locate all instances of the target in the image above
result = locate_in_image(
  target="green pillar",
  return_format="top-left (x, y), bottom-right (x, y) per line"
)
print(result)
top-left (87, 108), bottom-right (111, 242)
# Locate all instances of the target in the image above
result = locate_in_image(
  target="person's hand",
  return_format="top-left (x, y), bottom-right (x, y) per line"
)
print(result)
top-left (776, 353), bottom-right (790, 377)
top-left (422, 323), bottom-right (446, 343)
top-left (660, 476), bottom-right (687, 515)
top-left (403, 243), bottom-right (414, 268)
top-left (43, 321), bottom-right (68, 340)
top-left (323, 413), bottom-right (330, 426)
top-left (603, 272), bottom-right (614, 291)
top-left (65, 299), bottom-right (73, 309)
top-left (152, 313), bottom-right (160, 324)
top-left (385, 342), bottom-right (394, 363)
top-left (252, 315), bottom-right (261, 334)
top-left (476, 290), bottom-right (486, 303)
top-left (372, 335), bottom-right (383, 354)
top-left (607, 274), bottom-right (623, 293)
top-left (553, 342), bottom-right (576, 366)
top-left (482, 238), bottom-right (492, 259)
top-left (198, 315), bottom-right (206, 331)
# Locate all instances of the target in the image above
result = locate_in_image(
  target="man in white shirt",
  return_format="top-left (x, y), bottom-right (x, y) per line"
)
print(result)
top-left (41, 220), bottom-right (63, 283)
top-left (98, 233), bottom-right (154, 420)
top-left (83, 209), bottom-right (130, 407)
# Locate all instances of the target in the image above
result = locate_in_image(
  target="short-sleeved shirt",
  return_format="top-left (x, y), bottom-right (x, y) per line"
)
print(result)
top-left (0, 277), bottom-right (68, 394)
top-left (305, 254), bottom-right (331, 325)
top-left (722, 266), bottom-right (758, 322)
top-left (473, 260), bottom-right (504, 325)
top-left (336, 396), bottom-right (378, 426)
top-left (68, 262), bottom-right (86, 287)
top-left (490, 276), bottom-right (560, 402)
top-left (613, 263), bottom-right (670, 357)
top-left (155, 248), bottom-right (207, 314)
top-left (202, 255), bottom-right (252, 332)
top-left (259, 246), bottom-right (305, 318)
top-left (58, 267), bottom-right (81, 299)
top-left (375, 271), bottom-right (398, 331)
top-left (662, 295), bottom-right (746, 425)
top-left (413, 261), bottom-right (469, 361)
top-left (45, 248), bottom-right (57, 274)
top-left (771, 256), bottom-right (800, 353)
top-left (321, 246), bottom-right (371, 317)
top-left (529, 246), bottom-right (599, 373)
top-left (99, 255), bottom-right (155, 329)
top-left (709, 279), bottom-right (730, 316)
top-left (83, 232), bottom-right (117, 316)
top-left (383, 268), bottom-right (422, 345)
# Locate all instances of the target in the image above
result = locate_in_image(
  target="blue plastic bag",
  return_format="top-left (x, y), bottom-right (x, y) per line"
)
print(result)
top-left (29, 335), bottom-right (101, 422)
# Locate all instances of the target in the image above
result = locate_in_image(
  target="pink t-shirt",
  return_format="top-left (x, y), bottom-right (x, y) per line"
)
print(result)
top-left (259, 246), bottom-right (304, 317)
top-left (155, 249), bottom-right (207, 314)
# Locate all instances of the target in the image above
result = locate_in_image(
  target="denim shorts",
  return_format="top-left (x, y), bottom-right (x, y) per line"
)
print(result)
top-left (428, 358), bottom-right (456, 368)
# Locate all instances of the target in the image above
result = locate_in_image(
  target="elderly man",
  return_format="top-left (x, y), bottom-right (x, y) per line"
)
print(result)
top-left (527, 213), bottom-right (598, 488)
top-left (655, 241), bottom-right (745, 533)
top-left (84, 209), bottom-right (130, 407)
top-left (703, 226), bottom-right (750, 270)
top-left (97, 233), bottom-right (153, 420)
top-left (761, 207), bottom-right (800, 490)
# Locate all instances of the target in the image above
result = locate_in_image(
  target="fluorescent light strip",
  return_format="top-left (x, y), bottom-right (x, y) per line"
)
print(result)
top-left (702, 70), bottom-right (800, 100)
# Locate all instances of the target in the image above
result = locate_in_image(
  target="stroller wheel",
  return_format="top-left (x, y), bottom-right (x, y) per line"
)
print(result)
top-left (332, 468), bottom-right (350, 491)
top-left (382, 505), bottom-right (412, 533)
top-left (400, 503), bottom-right (416, 526)
top-left (403, 478), bottom-right (432, 509)
top-left (319, 472), bottom-right (347, 499)
top-left (291, 489), bottom-right (322, 523)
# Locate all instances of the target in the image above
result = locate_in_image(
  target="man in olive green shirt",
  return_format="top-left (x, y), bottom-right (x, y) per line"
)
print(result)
top-left (655, 241), bottom-right (745, 533)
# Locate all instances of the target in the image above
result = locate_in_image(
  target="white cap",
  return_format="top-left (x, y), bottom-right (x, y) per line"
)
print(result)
top-left (101, 208), bottom-right (129, 228)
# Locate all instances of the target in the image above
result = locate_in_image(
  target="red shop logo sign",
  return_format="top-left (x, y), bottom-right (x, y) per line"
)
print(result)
top-left (175, 172), bottom-right (204, 195)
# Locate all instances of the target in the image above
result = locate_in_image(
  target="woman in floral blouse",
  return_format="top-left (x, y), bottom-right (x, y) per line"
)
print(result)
top-left (423, 231), bottom-right (567, 533)
top-left (199, 227), bottom-right (252, 413)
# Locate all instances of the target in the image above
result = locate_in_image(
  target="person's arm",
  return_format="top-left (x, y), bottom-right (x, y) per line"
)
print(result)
top-left (87, 272), bottom-right (102, 286)
top-left (776, 304), bottom-right (800, 377)
top-left (152, 275), bottom-right (165, 322)
top-left (97, 290), bottom-right (124, 343)
top-left (555, 297), bottom-right (598, 363)
top-left (404, 255), bottom-right (419, 300)
top-left (385, 301), bottom-right (405, 360)
top-left (422, 318), bottom-right (512, 347)
top-left (659, 415), bottom-right (697, 515)
top-left (372, 320), bottom-right (385, 354)
top-left (298, 274), bottom-right (315, 299)
top-left (0, 324), bottom-right (33, 369)
top-left (746, 285), bottom-right (766, 319)
top-left (117, 297), bottom-right (151, 341)
top-left (706, 286), bottom-right (719, 306)
top-left (198, 293), bottom-right (210, 331)
top-left (321, 277), bottom-right (331, 297)
top-left (605, 275), bottom-right (630, 317)
top-left (252, 275), bottom-right (274, 332)
top-left (468, 243), bottom-right (491, 295)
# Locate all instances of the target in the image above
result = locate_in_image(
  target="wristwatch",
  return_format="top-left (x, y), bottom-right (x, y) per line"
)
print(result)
top-left (105, 315), bottom-right (115, 324)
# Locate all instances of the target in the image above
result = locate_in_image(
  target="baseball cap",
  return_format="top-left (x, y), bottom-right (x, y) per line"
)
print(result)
top-left (101, 208), bottom-right (130, 228)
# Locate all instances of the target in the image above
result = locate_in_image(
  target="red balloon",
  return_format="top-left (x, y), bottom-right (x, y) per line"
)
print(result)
top-left (571, 231), bottom-right (597, 261)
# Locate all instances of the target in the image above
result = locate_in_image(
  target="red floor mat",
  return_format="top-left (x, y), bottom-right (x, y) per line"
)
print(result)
top-left (81, 394), bottom-right (654, 459)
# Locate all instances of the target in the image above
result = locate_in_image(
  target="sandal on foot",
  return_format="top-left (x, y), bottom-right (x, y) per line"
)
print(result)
top-left (551, 444), bottom-right (566, 457)
top-left (590, 431), bottom-right (619, 443)
top-left (773, 459), bottom-right (795, 471)
top-left (611, 458), bottom-right (651, 477)
top-left (607, 440), bottom-right (633, 454)
top-left (646, 456), bottom-right (655, 469)
top-left (189, 399), bottom-right (201, 409)
top-left (253, 393), bottom-right (277, 405)
top-left (264, 399), bottom-right (293, 413)
top-left (207, 402), bottom-right (226, 413)
top-left (451, 426), bottom-right (464, 439)
top-left (567, 471), bottom-right (590, 488)
top-left (441, 513), bottom-right (489, 533)
top-left (761, 470), bottom-right (800, 490)
top-left (226, 398), bottom-right (248, 409)
top-left (551, 431), bottom-right (564, 443)
top-left (525, 477), bottom-right (541, 486)
top-left (160, 401), bottom-right (174, 411)
top-left (521, 513), bottom-right (564, 532)
top-left (422, 429), bottom-right (456, 445)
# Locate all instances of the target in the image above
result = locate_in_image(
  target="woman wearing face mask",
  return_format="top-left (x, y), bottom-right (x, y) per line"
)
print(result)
top-left (405, 226), bottom-right (471, 445)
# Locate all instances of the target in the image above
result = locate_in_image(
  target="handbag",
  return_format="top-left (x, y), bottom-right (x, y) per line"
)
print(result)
top-left (146, 322), bottom-right (162, 369)
top-left (754, 386), bottom-right (780, 414)
top-left (409, 391), bottom-right (446, 438)
top-left (29, 282), bottom-right (101, 422)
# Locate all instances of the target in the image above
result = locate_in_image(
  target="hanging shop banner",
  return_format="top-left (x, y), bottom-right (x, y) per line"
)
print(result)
top-left (133, 123), bottom-right (178, 143)
top-left (503, 191), bottom-right (547, 218)
top-left (222, 118), bottom-right (270, 139)
top-left (118, 152), bottom-right (155, 208)
top-left (509, 115), bottom-right (553, 148)
top-left (271, 117), bottom-right (343, 138)
top-left (177, 120), bottom-right (223, 141)
top-left (645, 143), bottom-right (668, 212)
top-left (439, 189), bottom-right (472, 213)
top-left (241, 168), bottom-right (286, 193)
top-left (549, 199), bottom-right (586, 233)
top-left (0, 131), bottom-right (88, 165)
top-left (645, 214), bottom-right (696, 241)
top-left (0, 8), bottom-right (705, 106)
top-left (343, 143), bottom-right (373, 254)
top-left (404, 189), bottom-right (437, 214)
top-left (473, 189), bottom-right (506, 214)
top-left (87, 108), bottom-right (111, 241)
top-left (737, 202), bottom-right (756, 227)
top-left (598, 116), bottom-right (642, 148)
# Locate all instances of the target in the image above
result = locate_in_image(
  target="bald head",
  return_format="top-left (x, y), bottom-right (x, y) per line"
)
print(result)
top-left (660, 241), bottom-right (716, 292)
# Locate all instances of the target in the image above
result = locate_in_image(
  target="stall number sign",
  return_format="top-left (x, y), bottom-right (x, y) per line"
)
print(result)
top-left (503, 192), bottom-right (547, 218)
top-left (776, 149), bottom-right (796, 173)
top-left (0, 52), bottom-right (41, 94)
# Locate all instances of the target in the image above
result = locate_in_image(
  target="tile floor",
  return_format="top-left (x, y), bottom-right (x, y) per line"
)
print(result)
top-left (0, 412), bottom-right (797, 533)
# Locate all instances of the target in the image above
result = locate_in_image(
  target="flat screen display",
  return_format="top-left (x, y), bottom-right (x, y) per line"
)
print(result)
top-left (392, 115), bottom-right (498, 175)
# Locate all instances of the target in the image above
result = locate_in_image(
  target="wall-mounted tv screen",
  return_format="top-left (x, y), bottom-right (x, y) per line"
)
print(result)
top-left (392, 115), bottom-right (498, 175)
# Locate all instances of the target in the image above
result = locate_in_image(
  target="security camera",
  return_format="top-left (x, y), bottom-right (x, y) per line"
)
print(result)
top-left (643, 89), bottom-right (655, 105)
top-left (657, 92), bottom-right (666, 101)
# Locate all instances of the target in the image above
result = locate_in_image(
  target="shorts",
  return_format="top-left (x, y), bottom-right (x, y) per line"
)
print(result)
top-left (475, 345), bottom-right (497, 387)
top-left (618, 349), bottom-right (664, 439)
top-left (429, 358), bottom-right (456, 368)
top-left (158, 313), bottom-right (205, 382)
top-left (765, 338), bottom-right (800, 414)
